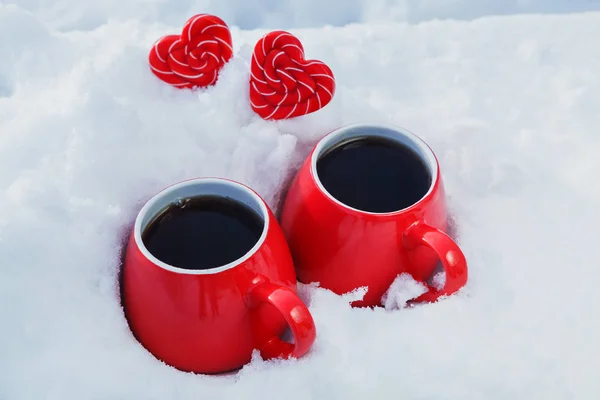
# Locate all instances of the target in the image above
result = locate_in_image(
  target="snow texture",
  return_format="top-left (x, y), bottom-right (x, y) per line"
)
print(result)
top-left (382, 273), bottom-right (428, 310)
top-left (13, 0), bottom-right (600, 31)
top-left (2, 1), bottom-right (600, 399)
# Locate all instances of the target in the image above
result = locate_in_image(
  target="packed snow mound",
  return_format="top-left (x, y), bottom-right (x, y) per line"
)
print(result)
top-left (1, 4), bottom-right (600, 399)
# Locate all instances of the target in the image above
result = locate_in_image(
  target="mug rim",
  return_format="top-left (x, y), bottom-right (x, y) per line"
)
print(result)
top-left (310, 122), bottom-right (440, 216)
top-left (133, 177), bottom-right (270, 275)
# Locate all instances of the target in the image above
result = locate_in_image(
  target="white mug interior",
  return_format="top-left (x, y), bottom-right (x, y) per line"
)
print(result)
top-left (310, 123), bottom-right (439, 215)
top-left (133, 178), bottom-right (269, 275)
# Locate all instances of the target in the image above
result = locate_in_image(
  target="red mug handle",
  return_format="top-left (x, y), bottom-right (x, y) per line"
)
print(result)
top-left (246, 281), bottom-right (316, 360)
top-left (402, 221), bottom-right (468, 303)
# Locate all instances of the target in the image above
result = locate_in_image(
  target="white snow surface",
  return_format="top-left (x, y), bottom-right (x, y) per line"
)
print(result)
top-left (2, 2), bottom-right (600, 399)
top-left (382, 273), bottom-right (428, 310)
top-left (13, 0), bottom-right (600, 31)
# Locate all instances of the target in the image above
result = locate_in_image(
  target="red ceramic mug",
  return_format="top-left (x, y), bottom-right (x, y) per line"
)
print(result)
top-left (280, 123), bottom-right (468, 307)
top-left (122, 178), bottom-right (316, 374)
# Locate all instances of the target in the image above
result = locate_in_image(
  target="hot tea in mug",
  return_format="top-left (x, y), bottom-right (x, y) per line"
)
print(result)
top-left (122, 178), bottom-right (316, 374)
top-left (280, 123), bottom-right (468, 307)
top-left (142, 195), bottom-right (265, 270)
top-left (316, 136), bottom-right (432, 213)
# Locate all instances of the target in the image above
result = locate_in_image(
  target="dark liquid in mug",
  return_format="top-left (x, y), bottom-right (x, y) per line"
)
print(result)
top-left (316, 136), bottom-right (432, 213)
top-left (142, 196), bottom-right (264, 270)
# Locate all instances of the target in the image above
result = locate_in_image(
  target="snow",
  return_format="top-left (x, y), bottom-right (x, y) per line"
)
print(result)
top-left (382, 273), bottom-right (428, 310)
top-left (2, 1), bottom-right (600, 399)
top-left (13, 0), bottom-right (600, 31)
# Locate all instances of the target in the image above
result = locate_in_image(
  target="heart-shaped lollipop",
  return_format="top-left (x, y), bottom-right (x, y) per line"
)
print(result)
top-left (148, 14), bottom-right (233, 89)
top-left (249, 31), bottom-right (336, 120)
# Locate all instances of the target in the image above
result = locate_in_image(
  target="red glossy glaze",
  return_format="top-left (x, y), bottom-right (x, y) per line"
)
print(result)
top-left (280, 123), bottom-right (468, 307)
top-left (122, 178), bottom-right (316, 374)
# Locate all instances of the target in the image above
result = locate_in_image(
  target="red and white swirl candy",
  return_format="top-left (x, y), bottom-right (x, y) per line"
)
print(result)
top-left (148, 14), bottom-right (233, 89)
top-left (249, 31), bottom-right (336, 120)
